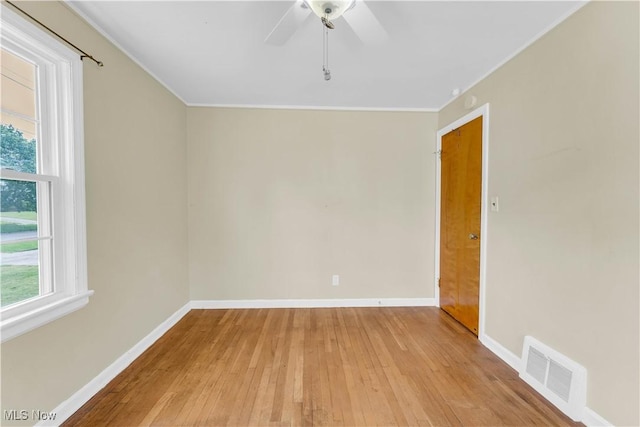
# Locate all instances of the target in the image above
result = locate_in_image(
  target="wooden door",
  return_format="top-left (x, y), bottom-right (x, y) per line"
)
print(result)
top-left (440, 116), bottom-right (482, 335)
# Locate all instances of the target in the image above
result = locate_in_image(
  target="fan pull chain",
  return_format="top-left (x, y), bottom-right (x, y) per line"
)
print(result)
top-left (322, 21), bottom-right (331, 80)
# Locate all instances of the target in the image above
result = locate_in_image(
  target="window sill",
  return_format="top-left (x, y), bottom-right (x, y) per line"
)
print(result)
top-left (1, 290), bottom-right (94, 343)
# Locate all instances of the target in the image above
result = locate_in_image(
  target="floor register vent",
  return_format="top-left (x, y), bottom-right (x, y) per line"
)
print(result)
top-left (520, 336), bottom-right (586, 421)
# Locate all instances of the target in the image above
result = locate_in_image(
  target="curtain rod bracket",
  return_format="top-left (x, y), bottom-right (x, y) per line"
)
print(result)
top-left (80, 55), bottom-right (104, 67)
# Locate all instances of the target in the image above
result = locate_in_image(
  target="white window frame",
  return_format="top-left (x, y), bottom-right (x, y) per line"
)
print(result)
top-left (1, 6), bottom-right (92, 342)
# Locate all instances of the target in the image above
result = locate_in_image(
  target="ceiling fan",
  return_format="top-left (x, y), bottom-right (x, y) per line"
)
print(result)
top-left (265, 0), bottom-right (387, 80)
top-left (265, 0), bottom-right (386, 45)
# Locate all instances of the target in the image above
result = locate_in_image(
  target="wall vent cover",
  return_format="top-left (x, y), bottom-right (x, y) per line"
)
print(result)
top-left (520, 336), bottom-right (586, 421)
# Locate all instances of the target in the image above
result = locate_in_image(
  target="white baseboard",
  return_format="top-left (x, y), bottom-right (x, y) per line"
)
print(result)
top-left (582, 407), bottom-right (613, 427)
top-left (479, 333), bottom-right (612, 427)
top-left (190, 298), bottom-right (435, 309)
top-left (479, 333), bottom-right (522, 372)
top-left (36, 302), bottom-right (191, 427)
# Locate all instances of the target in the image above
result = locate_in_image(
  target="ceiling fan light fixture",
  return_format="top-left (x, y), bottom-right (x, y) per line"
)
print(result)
top-left (305, 0), bottom-right (356, 21)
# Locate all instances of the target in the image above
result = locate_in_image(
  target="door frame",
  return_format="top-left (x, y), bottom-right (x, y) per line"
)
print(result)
top-left (434, 103), bottom-right (490, 339)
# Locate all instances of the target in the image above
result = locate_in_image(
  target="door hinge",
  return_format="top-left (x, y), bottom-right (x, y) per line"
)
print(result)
top-left (438, 278), bottom-right (441, 287)
top-left (433, 149), bottom-right (442, 159)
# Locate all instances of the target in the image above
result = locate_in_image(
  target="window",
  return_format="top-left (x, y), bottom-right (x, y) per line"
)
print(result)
top-left (1, 6), bottom-right (91, 342)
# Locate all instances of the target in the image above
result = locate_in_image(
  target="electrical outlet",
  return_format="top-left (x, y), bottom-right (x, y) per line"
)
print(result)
top-left (332, 275), bottom-right (339, 286)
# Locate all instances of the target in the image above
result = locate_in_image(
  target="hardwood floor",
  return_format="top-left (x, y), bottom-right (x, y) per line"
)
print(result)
top-left (64, 308), bottom-right (582, 426)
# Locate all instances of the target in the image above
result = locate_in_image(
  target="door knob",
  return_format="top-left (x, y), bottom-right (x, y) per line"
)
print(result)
top-left (468, 233), bottom-right (479, 240)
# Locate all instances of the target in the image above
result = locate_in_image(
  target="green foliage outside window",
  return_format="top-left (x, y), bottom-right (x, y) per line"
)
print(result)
top-left (0, 124), bottom-right (37, 212)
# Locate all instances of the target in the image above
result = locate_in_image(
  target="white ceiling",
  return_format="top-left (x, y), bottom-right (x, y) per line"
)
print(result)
top-left (67, 1), bottom-right (586, 110)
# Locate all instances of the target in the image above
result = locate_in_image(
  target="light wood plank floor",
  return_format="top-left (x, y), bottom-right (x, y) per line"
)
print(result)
top-left (64, 308), bottom-right (582, 426)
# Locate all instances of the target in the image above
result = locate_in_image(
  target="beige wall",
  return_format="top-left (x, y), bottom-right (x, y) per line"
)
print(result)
top-left (439, 2), bottom-right (639, 425)
top-left (187, 108), bottom-right (437, 300)
top-left (1, 1), bottom-right (638, 426)
top-left (0, 1), bottom-right (189, 423)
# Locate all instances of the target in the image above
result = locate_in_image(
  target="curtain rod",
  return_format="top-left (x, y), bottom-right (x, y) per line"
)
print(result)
top-left (5, 0), bottom-right (104, 67)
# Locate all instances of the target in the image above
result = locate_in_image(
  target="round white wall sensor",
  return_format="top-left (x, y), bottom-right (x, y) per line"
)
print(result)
top-left (464, 95), bottom-right (478, 109)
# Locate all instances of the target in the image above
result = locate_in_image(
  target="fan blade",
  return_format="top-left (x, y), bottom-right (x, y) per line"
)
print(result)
top-left (342, 0), bottom-right (387, 44)
top-left (264, 0), bottom-right (312, 45)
